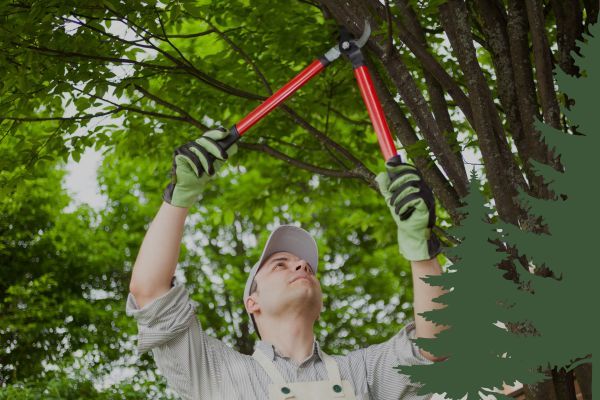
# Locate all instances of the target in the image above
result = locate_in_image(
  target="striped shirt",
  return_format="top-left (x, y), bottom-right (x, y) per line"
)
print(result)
top-left (126, 282), bottom-right (434, 400)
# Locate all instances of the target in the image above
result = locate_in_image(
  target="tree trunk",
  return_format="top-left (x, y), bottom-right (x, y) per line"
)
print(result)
top-left (522, 370), bottom-right (558, 400)
top-left (551, 367), bottom-right (577, 400)
top-left (574, 361), bottom-right (592, 400)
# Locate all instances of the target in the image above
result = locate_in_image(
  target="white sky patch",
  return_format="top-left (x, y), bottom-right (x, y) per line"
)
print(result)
top-left (63, 147), bottom-right (107, 212)
top-left (61, 19), bottom-right (145, 212)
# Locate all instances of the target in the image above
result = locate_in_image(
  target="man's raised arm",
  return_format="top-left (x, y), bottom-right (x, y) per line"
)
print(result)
top-left (128, 128), bottom-right (238, 309)
top-left (376, 159), bottom-right (448, 362)
top-left (129, 203), bottom-right (188, 308)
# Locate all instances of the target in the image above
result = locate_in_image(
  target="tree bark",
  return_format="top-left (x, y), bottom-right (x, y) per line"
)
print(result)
top-left (474, 0), bottom-right (559, 203)
top-left (524, 0), bottom-right (562, 129)
top-left (583, 0), bottom-right (599, 29)
top-left (473, 0), bottom-right (551, 200)
top-left (573, 361), bottom-right (592, 400)
top-left (549, 0), bottom-right (584, 76)
top-left (394, 0), bottom-right (468, 196)
top-left (372, 48), bottom-right (469, 196)
top-left (522, 371), bottom-right (558, 400)
top-left (551, 367), bottom-right (577, 400)
top-left (506, 0), bottom-right (562, 178)
top-left (439, 0), bottom-right (523, 225)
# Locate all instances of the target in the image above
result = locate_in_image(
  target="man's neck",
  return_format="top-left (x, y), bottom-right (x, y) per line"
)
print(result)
top-left (259, 315), bottom-right (316, 365)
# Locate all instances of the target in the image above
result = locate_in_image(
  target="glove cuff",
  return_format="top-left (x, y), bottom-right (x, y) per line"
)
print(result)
top-left (163, 182), bottom-right (196, 208)
top-left (401, 231), bottom-right (442, 261)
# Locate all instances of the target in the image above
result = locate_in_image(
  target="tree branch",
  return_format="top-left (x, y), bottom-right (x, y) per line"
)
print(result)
top-left (238, 142), bottom-right (360, 179)
top-left (0, 109), bottom-right (120, 122)
top-left (201, 17), bottom-right (273, 94)
top-left (279, 104), bottom-right (377, 188)
top-left (133, 84), bottom-right (209, 131)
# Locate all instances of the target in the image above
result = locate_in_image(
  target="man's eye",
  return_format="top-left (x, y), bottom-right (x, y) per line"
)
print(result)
top-left (274, 264), bottom-right (285, 269)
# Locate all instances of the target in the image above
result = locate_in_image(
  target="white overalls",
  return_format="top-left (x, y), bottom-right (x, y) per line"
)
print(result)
top-left (252, 348), bottom-right (358, 399)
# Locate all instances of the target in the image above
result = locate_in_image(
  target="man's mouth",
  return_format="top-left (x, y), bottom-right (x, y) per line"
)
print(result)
top-left (290, 276), bottom-right (311, 284)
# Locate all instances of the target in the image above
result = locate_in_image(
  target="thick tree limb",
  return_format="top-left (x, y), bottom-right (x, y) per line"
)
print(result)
top-left (439, 0), bottom-right (524, 225)
top-left (315, 1), bottom-right (469, 197)
top-left (583, 0), bottom-right (599, 29)
top-left (524, 0), bottom-right (562, 129)
top-left (319, 0), bottom-right (475, 127)
top-left (394, 0), bottom-right (467, 190)
top-left (375, 49), bottom-right (469, 195)
top-left (506, 0), bottom-right (564, 199)
top-left (549, 0), bottom-right (584, 76)
top-left (473, 0), bottom-right (551, 200)
top-left (365, 53), bottom-right (463, 224)
top-left (389, 18), bottom-right (476, 127)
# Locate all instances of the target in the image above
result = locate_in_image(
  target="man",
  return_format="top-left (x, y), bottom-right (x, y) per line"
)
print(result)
top-left (127, 129), bottom-right (448, 399)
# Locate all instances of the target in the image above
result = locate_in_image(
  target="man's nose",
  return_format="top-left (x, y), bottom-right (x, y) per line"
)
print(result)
top-left (295, 260), bottom-right (312, 274)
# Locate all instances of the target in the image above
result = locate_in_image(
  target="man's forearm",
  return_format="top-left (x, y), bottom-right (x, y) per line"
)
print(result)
top-left (129, 202), bottom-right (189, 307)
top-left (411, 257), bottom-right (449, 361)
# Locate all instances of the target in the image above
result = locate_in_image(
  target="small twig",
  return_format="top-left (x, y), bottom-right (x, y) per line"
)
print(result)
top-left (0, 109), bottom-right (120, 122)
top-left (0, 121), bottom-right (18, 145)
top-left (133, 84), bottom-right (209, 131)
top-left (258, 135), bottom-right (321, 151)
top-left (70, 86), bottom-right (193, 125)
top-left (239, 142), bottom-right (360, 179)
top-left (201, 17), bottom-right (273, 94)
top-left (384, 0), bottom-right (394, 61)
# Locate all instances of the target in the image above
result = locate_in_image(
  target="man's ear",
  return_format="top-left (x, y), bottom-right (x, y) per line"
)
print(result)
top-left (246, 295), bottom-right (260, 314)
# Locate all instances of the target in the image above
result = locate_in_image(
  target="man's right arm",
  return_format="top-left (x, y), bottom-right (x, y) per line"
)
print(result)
top-left (128, 128), bottom-right (237, 308)
top-left (129, 202), bottom-right (188, 308)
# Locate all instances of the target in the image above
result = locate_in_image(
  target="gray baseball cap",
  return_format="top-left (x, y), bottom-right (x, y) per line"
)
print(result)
top-left (243, 225), bottom-right (319, 337)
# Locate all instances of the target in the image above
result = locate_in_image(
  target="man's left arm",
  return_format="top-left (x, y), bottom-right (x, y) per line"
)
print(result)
top-left (376, 159), bottom-right (450, 363)
top-left (411, 257), bottom-right (448, 362)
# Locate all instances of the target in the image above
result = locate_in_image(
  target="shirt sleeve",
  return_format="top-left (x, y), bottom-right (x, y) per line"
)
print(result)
top-left (125, 281), bottom-right (229, 400)
top-left (362, 320), bottom-right (435, 400)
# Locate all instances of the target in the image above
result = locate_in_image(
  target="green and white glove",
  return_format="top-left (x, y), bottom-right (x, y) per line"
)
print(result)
top-left (163, 128), bottom-right (238, 208)
top-left (376, 158), bottom-right (441, 261)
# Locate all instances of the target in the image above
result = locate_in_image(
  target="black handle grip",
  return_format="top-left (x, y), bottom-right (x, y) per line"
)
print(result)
top-left (386, 154), bottom-right (416, 221)
top-left (202, 126), bottom-right (240, 175)
top-left (221, 125), bottom-right (241, 151)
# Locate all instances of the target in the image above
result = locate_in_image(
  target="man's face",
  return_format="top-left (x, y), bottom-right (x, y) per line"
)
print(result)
top-left (246, 251), bottom-right (323, 323)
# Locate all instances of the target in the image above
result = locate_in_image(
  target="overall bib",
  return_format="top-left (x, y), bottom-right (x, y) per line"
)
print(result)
top-left (252, 349), bottom-right (358, 400)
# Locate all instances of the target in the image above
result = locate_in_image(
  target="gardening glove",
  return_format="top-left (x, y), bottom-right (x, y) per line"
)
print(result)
top-left (376, 158), bottom-right (441, 261)
top-left (163, 128), bottom-right (238, 208)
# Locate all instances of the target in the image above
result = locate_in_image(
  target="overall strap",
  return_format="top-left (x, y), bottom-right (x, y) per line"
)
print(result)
top-left (252, 350), bottom-right (287, 385)
top-left (320, 350), bottom-right (346, 397)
